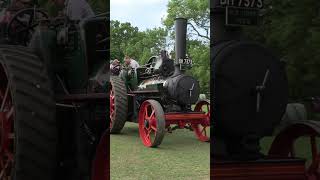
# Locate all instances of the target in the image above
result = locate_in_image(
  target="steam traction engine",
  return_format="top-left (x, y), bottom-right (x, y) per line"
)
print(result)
top-left (110, 18), bottom-right (210, 147)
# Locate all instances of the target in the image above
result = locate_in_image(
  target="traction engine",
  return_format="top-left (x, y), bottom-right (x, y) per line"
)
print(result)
top-left (110, 18), bottom-right (210, 147)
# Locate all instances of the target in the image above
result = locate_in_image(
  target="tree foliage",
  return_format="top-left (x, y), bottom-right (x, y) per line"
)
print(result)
top-left (163, 0), bottom-right (210, 41)
top-left (110, 20), bottom-right (167, 64)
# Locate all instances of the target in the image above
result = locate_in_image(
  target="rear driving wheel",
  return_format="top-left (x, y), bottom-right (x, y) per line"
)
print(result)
top-left (109, 76), bottom-right (128, 133)
top-left (138, 100), bottom-right (165, 147)
top-left (0, 45), bottom-right (56, 180)
top-left (192, 100), bottom-right (210, 142)
top-left (0, 78), bottom-right (14, 180)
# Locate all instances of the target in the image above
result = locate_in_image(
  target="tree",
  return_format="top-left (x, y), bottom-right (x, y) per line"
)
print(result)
top-left (110, 20), bottom-right (167, 64)
top-left (187, 40), bottom-right (210, 94)
top-left (110, 20), bottom-right (140, 61)
top-left (163, 0), bottom-right (210, 41)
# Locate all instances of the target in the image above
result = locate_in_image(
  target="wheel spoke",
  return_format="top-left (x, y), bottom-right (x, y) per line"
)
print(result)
top-left (150, 125), bottom-right (157, 132)
top-left (150, 110), bottom-right (155, 119)
top-left (146, 129), bottom-right (152, 139)
top-left (201, 126), bottom-right (205, 133)
top-left (0, 159), bottom-right (10, 179)
top-left (6, 107), bottom-right (13, 119)
top-left (0, 86), bottom-right (9, 112)
top-left (144, 106), bottom-right (150, 120)
top-left (109, 111), bottom-right (114, 120)
top-left (202, 127), bottom-right (207, 136)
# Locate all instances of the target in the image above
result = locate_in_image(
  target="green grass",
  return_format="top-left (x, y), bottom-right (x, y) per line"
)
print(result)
top-left (111, 122), bottom-right (210, 180)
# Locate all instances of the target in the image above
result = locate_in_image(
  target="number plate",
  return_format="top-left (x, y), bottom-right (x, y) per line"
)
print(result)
top-left (226, 6), bottom-right (259, 26)
top-left (219, 0), bottom-right (263, 9)
top-left (178, 58), bottom-right (193, 65)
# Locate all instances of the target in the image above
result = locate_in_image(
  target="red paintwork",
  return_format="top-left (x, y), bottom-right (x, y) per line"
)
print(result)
top-left (212, 121), bottom-right (320, 180)
top-left (212, 159), bottom-right (307, 180)
top-left (0, 69), bottom-right (14, 179)
top-left (136, 100), bottom-right (211, 146)
top-left (165, 112), bottom-right (207, 123)
top-left (163, 100), bottom-right (210, 141)
top-left (268, 121), bottom-right (320, 179)
top-left (138, 101), bottom-right (159, 147)
top-left (192, 101), bottom-right (210, 142)
top-left (109, 90), bottom-right (115, 128)
top-left (91, 131), bottom-right (110, 180)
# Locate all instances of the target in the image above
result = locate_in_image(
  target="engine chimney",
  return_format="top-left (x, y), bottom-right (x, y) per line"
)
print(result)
top-left (175, 18), bottom-right (187, 61)
top-left (173, 18), bottom-right (188, 76)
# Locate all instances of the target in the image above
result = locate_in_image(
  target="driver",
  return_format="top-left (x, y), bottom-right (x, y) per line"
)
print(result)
top-left (110, 59), bottom-right (121, 76)
top-left (51, 0), bottom-right (95, 20)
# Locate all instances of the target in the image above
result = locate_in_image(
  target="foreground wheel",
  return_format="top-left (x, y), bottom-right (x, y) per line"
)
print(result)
top-left (138, 100), bottom-right (165, 147)
top-left (192, 100), bottom-right (210, 142)
top-left (109, 76), bottom-right (127, 133)
top-left (0, 46), bottom-right (56, 180)
top-left (268, 121), bottom-right (320, 180)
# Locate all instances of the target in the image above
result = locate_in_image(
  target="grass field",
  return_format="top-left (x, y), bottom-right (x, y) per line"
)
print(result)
top-left (110, 122), bottom-right (210, 180)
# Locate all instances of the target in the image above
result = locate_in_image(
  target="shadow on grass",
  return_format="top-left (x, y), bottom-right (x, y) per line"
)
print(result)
top-left (111, 122), bottom-right (210, 150)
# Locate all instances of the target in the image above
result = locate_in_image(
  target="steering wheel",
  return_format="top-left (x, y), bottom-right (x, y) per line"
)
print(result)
top-left (7, 8), bottom-right (48, 45)
top-left (146, 56), bottom-right (158, 68)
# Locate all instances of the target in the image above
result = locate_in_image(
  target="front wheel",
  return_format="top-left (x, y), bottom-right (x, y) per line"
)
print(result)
top-left (138, 100), bottom-right (165, 147)
top-left (192, 100), bottom-right (210, 142)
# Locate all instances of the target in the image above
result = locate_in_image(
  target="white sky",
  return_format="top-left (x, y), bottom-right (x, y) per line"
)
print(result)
top-left (110, 0), bottom-right (169, 30)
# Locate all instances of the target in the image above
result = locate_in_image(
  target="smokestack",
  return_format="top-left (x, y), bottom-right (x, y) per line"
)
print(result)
top-left (175, 18), bottom-right (187, 62)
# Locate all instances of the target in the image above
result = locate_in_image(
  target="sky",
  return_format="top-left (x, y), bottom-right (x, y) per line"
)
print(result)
top-left (110, 0), bottom-right (169, 31)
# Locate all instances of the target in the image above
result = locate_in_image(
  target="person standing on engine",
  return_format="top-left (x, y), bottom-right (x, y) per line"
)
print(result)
top-left (124, 55), bottom-right (140, 71)
top-left (51, 0), bottom-right (95, 20)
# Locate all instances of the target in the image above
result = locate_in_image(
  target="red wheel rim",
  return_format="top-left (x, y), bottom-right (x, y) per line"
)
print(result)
top-left (307, 136), bottom-right (320, 180)
top-left (109, 86), bottom-right (115, 129)
top-left (268, 122), bottom-right (320, 179)
top-left (192, 101), bottom-right (210, 142)
top-left (0, 65), bottom-right (14, 179)
top-left (139, 102), bottom-right (158, 147)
